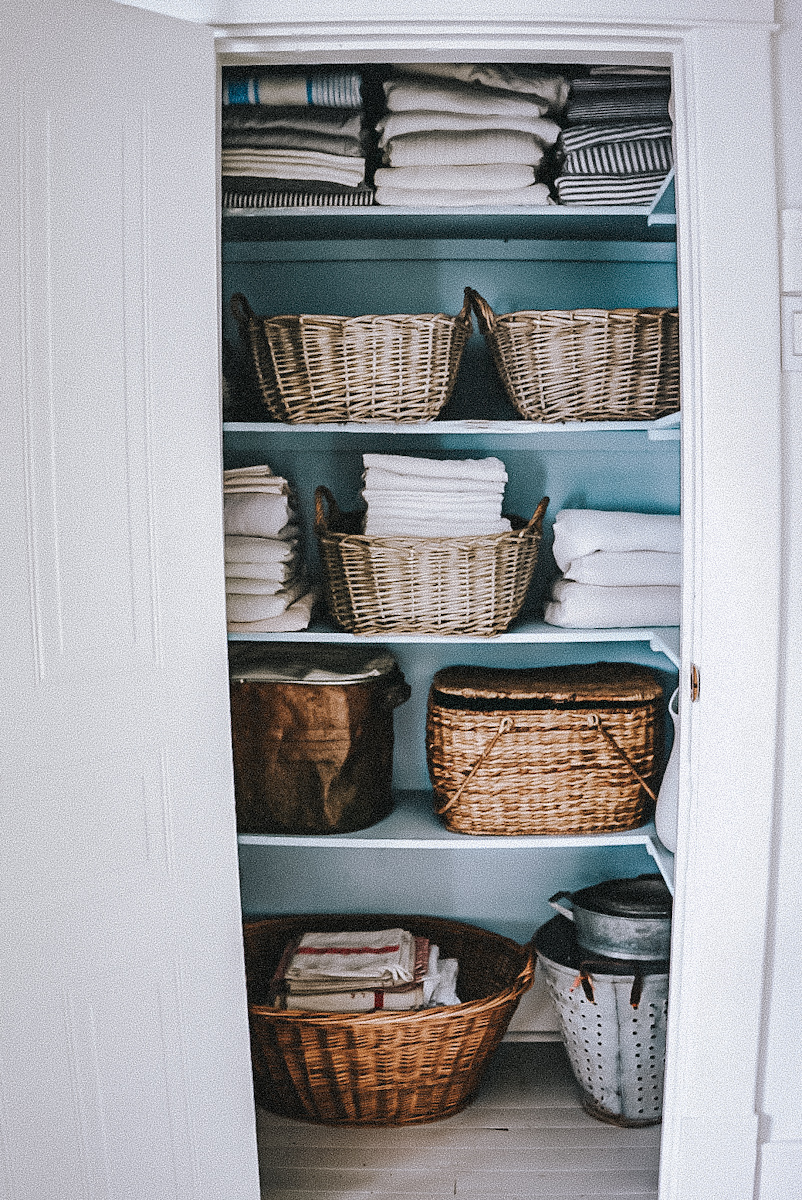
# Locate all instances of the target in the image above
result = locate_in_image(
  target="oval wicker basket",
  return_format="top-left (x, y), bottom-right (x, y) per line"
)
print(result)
top-left (466, 287), bottom-right (680, 423)
top-left (230, 292), bottom-right (473, 424)
top-left (243, 912), bottom-right (535, 1125)
top-left (314, 486), bottom-right (549, 637)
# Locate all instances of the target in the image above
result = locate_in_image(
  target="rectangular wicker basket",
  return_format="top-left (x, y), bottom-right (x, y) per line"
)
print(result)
top-left (230, 292), bottom-right (473, 424)
top-left (426, 662), bottom-right (664, 835)
top-left (466, 287), bottom-right (680, 423)
top-left (243, 912), bottom-right (534, 1125)
top-left (314, 487), bottom-right (549, 637)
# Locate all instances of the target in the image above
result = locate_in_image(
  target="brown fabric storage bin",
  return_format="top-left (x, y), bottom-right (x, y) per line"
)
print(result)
top-left (242, 912), bottom-right (535, 1125)
top-left (426, 662), bottom-right (664, 836)
top-left (229, 645), bottom-right (410, 835)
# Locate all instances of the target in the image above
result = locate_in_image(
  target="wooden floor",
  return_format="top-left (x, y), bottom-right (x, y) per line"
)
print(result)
top-left (256, 1041), bottom-right (662, 1199)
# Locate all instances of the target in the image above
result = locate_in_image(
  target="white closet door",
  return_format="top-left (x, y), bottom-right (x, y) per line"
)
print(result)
top-left (0, 1), bottom-right (260, 1197)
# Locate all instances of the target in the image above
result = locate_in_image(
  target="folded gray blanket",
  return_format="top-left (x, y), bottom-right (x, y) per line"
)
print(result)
top-left (222, 128), bottom-right (364, 157)
top-left (222, 105), bottom-right (363, 136)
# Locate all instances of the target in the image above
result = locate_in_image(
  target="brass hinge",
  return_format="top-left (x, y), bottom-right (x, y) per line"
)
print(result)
top-left (690, 663), bottom-right (700, 702)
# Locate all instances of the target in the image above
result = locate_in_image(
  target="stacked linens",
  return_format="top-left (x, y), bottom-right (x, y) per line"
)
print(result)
top-left (360, 453), bottom-right (510, 537)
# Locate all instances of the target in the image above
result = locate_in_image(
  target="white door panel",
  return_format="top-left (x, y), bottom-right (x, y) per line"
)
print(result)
top-left (0, 1), bottom-right (259, 1196)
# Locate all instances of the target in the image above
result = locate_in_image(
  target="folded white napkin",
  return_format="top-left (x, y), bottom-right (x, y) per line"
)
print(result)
top-left (374, 163), bottom-right (536, 192)
top-left (225, 579), bottom-right (307, 623)
top-left (285, 928), bottom-right (416, 986)
top-left (223, 492), bottom-right (296, 539)
top-left (224, 534), bottom-right (298, 564)
top-left (384, 130), bottom-right (546, 168)
top-left (423, 945), bottom-right (461, 1007)
top-left (551, 509), bottom-right (681, 571)
top-left (561, 550), bottom-right (681, 587)
top-left (384, 78), bottom-right (555, 118)
top-left (377, 109), bottom-right (562, 147)
top-left (226, 588), bottom-right (316, 633)
top-left (544, 580), bottom-right (680, 628)
top-left (374, 183), bottom-right (552, 208)
top-left (362, 454), bottom-right (508, 483)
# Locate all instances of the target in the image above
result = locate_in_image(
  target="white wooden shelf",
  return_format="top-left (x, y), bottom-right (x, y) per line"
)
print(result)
top-left (224, 414), bottom-right (680, 440)
top-left (237, 790), bottom-right (675, 891)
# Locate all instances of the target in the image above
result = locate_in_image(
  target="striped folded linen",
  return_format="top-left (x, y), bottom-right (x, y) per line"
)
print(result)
top-left (392, 62), bottom-right (570, 110)
top-left (559, 137), bottom-right (673, 177)
top-left (223, 70), bottom-right (362, 109)
top-left (377, 109), bottom-right (562, 147)
top-left (544, 580), bottom-right (680, 628)
top-left (223, 184), bottom-right (375, 209)
top-left (383, 129), bottom-right (547, 168)
top-left (588, 66), bottom-right (671, 78)
top-left (561, 550), bottom-right (681, 587)
top-left (221, 149), bottom-right (365, 188)
top-left (374, 183), bottom-right (552, 207)
top-left (285, 928), bottom-right (417, 986)
top-left (384, 78), bottom-right (555, 119)
top-left (570, 73), bottom-right (672, 91)
top-left (565, 90), bottom-right (671, 123)
top-left (558, 121), bottom-right (672, 153)
top-left (551, 508), bottom-right (681, 570)
top-left (373, 163), bottom-right (536, 192)
top-left (554, 172), bottom-right (669, 206)
top-left (222, 105), bottom-right (363, 136)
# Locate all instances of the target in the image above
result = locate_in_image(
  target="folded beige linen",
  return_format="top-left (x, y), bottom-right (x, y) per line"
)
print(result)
top-left (377, 110), bottom-right (562, 147)
top-left (223, 492), bottom-right (296, 538)
top-left (224, 559), bottom-right (297, 582)
top-left (226, 588), bottom-right (316, 633)
top-left (384, 77), bottom-right (557, 118)
top-left (373, 163), bottom-right (536, 191)
top-left (392, 63), bottom-right (570, 108)
top-left (224, 533), bottom-right (298, 563)
top-left (544, 580), bottom-right (680, 628)
top-left (374, 183), bottom-right (552, 207)
top-left (225, 579), bottom-right (307, 623)
top-left (225, 573), bottom-right (302, 595)
top-left (384, 130), bottom-right (546, 168)
top-left (285, 928), bottom-right (416, 985)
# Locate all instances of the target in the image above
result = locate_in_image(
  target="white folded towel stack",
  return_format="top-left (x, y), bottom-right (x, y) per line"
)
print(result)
top-left (223, 465), bottom-right (315, 631)
top-left (360, 453), bottom-right (511, 537)
top-left (544, 508), bottom-right (681, 628)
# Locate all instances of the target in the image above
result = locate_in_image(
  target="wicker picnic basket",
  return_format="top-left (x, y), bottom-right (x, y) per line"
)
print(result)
top-left (242, 912), bottom-right (535, 1125)
top-left (314, 487), bottom-right (549, 636)
top-left (466, 287), bottom-right (679, 423)
top-left (230, 292), bottom-right (473, 424)
top-left (426, 662), bottom-right (664, 835)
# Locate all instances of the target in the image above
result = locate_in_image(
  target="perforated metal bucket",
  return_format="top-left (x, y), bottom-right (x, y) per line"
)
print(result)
top-left (536, 917), bottom-right (669, 1126)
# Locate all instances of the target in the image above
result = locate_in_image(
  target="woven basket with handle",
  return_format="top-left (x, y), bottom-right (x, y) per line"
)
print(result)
top-left (426, 662), bottom-right (664, 835)
top-left (466, 287), bottom-right (679, 423)
top-left (314, 487), bottom-right (549, 637)
top-left (243, 912), bottom-right (535, 1125)
top-left (230, 292), bottom-right (473, 424)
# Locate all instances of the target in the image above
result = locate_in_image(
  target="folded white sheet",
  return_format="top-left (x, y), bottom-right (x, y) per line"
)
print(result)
top-left (374, 183), bottom-right (552, 207)
top-left (364, 516), bottom-right (512, 537)
top-left (363, 466), bottom-right (505, 494)
top-left (224, 534), bottom-right (298, 563)
top-left (377, 109), bottom-right (562, 147)
top-left (384, 78), bottom-right (555, 118)
top-left (551, 509), bottom-right (681, 571)
top-left (226, 589), bottom-right (316, 633)
top-left (384, 130), bottom-right (546, 168)
top-left (544, 580), bottom-right (680, 628)
top-left (392, 63), bottom-right (570, 108)
top-left (362, 454), bottom-right (508, 483)
top-left (224, 559), bottom-right (297, 583)
top-left (373, 163), bottom-right (536, 191)
top-left (225, 574), bottom-right (301, 595)
top-left (362, 491), bottom-right (503, 512)
top-left (561, 550), bottom-right (681, 587)
top-left (225, 579), bottom-right (307, 623)
top-left (223, 493), bottom-right (296, 539)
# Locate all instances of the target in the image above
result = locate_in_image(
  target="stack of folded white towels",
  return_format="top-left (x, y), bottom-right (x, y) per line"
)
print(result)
top-left (360, 453), bottom-right (511, 537)
top-left (373, 63), bottom-right (569, 208)
top-left (544, 508), bottom-right (681, 627)
top-left (223, 465), bottom-right (316, 632)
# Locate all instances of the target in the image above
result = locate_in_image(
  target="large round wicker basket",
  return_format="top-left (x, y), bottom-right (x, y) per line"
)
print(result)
top-left (243, 913), bottom-right (535, 1125)
top-left (466, 287), bottom-right (679, 423)
top-left (230, 292), bottom-right (473, 424)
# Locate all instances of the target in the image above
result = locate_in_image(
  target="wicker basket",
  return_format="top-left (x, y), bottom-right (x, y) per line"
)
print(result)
top-left (466, 287), bottom-right (680, 423)
top-left (426, 662), bottom-right (664, 835)
top-left (314, 487), bottom-right (549, 637)
top-left (230, 292), bottom-right (473, 424)
top-left (243, 912), bottom-right (535, 1125)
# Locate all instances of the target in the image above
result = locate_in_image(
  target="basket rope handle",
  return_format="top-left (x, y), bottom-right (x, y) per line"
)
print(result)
top-left (523, 495), bottom-right (549, 535)
top-left (314, 485), bottom-right (341, 535)
top-left (436, 715), bottom-right (515, 815)
top-left (464, 286), bottom-right (496, 334)
top-left (586, 714), bottom-right (658, 803)
top-left (230, 292), bottom-right (257, 329)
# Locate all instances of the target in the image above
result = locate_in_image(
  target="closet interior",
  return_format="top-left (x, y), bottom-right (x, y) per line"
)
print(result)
top-left (218, 53), bottom-right (680, 1189)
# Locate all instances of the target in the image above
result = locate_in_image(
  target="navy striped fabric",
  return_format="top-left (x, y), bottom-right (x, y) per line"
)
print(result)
top-left (560, 137), bottom-right (673, 177)
top-left (554, 173), bottom-right (668, 206)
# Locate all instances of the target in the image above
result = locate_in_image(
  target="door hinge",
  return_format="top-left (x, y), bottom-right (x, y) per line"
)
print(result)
top-left (690, 663), bottom-right (700, 702)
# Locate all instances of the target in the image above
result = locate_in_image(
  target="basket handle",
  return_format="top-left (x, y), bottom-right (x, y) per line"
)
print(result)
top-left (464, 286), bottom-right (496, 334)
top-left (524, 496), bottom-right (549, 535)
top-left (314, 485), bottom-right (342, 535)
top-left (435, 715), bottom-right (515, 815)
top-left (586, 713), bottom-right (658, 803)
top-left (230, 292), bottom-right (257, 329)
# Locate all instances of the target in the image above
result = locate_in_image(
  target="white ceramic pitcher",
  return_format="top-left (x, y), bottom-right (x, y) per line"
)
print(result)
top-left (655, 686), bottom-right (680, 853)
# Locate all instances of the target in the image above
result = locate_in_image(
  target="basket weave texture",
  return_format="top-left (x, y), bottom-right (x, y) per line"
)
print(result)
top-left (314, 488), bottom-right (549, 637)
top-left (426, 663), bottom-right (664, 836)
top-left (230, 292), bottom-right (473, 424)
top-left (243, 912), bottom-right (534, 1125)
top-left (466, 287), bottom-right (680, 423)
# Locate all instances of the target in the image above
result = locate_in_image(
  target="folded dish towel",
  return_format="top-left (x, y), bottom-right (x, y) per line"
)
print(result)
top-left (544, 580), bottom-right (680, 628)
top-left (223, 493), bottom-right (296, 539)
top-left (373, 163), bottom-right (536, 192)
top-left (362, 454), bottom-right (508, 484)
top-left (374, 183), bottom-right (552, 207)
top-left (223, 71), bottom-right (362, 109)
top-left (224, 534), bottom-right (298, 564)
top-left (383, 130), bottom-right (546, 168)
top-left (284, 928), bottom-right (416, 986)
top-left (551, 509), bottom-right (681, 570)
top-left (226, 588), bottom-right (316, 633)
top-left (383, 78), bottom-right (556, 119)
top-left (561, 549), bottom-right (681, 587)
top-left (377, 109), bottom-right (561, 147)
